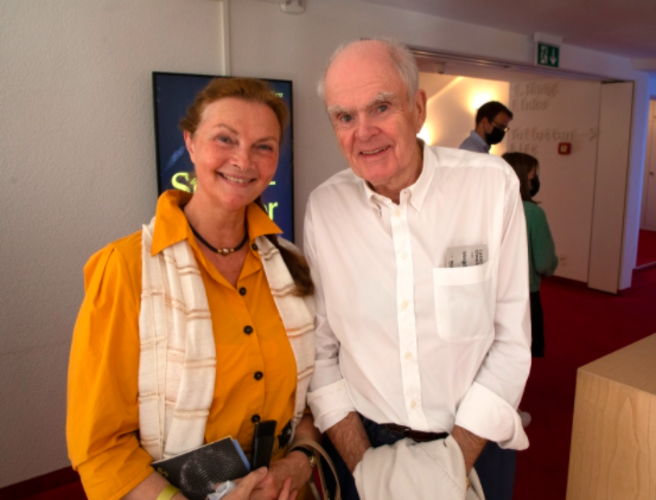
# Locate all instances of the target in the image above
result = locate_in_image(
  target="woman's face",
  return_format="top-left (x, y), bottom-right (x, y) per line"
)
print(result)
top-left (184, 97), bottom-right (281, 212)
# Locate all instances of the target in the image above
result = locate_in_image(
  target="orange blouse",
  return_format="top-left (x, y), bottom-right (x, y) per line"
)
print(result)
top-left (67, 190), bottom-right (297, 500)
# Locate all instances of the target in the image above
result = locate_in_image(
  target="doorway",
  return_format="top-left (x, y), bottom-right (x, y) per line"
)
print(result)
top-left (414, 54), bottom-right (634, 293)
top-left (638, 98), bottom-right (656, 268)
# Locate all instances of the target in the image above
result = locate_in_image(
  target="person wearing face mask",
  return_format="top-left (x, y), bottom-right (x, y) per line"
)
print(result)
top-left (459, 101), bottom-right (513, 154)
top-left (503, 152), bottom-right (558, 358)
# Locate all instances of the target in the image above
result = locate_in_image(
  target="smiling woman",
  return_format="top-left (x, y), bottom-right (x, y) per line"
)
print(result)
top-left (67, 78), bottom-right (319, 500)
top-left (183, 97), bottom-right (282, 250)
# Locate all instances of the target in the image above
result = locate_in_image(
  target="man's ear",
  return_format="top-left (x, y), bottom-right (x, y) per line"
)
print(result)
top-left (476, 116), bottom-right (490, 134)
top-left (414, 89), bottom-right (428, 133)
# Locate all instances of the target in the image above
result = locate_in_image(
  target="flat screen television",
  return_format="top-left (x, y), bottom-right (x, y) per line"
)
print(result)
top-left (153, 72), bottom-right (295, 240)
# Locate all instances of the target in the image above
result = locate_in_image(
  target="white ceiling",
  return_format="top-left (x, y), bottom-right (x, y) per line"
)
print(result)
top-left (358, 0), bottom-right (656, 59)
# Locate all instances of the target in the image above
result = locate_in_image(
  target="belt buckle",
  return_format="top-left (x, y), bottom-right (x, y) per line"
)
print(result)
top-left (400, 426), bottom-right (412, 438)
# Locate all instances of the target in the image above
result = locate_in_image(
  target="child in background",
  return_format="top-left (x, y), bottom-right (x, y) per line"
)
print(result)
top-left (503, 152), bottom-right (558, 358)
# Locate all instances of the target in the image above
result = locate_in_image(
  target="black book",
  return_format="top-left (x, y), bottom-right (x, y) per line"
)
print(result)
top-left (153, 437), bottom-right (250, 500)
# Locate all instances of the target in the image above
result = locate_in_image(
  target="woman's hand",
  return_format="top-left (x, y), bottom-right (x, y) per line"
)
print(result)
top-left (247, 413), bottom-right (319, 500)
top-left (222, 468), bottom-right (297, 500)
top-left (248, 452), bottom-right (311, 500)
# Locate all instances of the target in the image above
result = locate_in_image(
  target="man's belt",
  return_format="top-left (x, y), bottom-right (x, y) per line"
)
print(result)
top-left (382, 423), bottom-right (449, 443)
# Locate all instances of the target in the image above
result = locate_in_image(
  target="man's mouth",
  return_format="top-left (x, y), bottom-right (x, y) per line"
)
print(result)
top-left (360, 146), bottom-right (390, 156)
top-left (218, 172), bottom-right (252, 184)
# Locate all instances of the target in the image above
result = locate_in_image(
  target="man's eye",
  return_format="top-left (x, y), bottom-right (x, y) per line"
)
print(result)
top-left (377, 104), bottom-right (389, 113)
top-left (340, 114), bottom-right (352, 123)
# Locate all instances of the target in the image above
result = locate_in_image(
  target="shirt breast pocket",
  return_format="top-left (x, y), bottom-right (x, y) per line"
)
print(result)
top-left (432, 261), bottom-right (494, 342)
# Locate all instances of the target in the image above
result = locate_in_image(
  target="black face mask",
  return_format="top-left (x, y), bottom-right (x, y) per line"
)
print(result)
top-left (485, 126), bottom-right (506, 145)
top-left (529, 175), bottom-right (540, 197)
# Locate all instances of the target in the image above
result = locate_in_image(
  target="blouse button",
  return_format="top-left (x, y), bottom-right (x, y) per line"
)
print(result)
top-left (251, 243), bottom-right (259, 251)
top-left (239, 287), bottom-right (247, 296)
top-left (251, 414), bottom-right (261, 423)
top-left (254, 371), bottom-right (263, 381)
top-left (244, 325), bottom-right (253, 335)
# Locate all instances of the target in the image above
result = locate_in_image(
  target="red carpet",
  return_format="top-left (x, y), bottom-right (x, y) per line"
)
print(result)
top-left (22, 481), bottom-right (87, 500)
top-left (637, 229), bottom-right (656, 266)
top-left (514, 266), bottom-right (656, 500)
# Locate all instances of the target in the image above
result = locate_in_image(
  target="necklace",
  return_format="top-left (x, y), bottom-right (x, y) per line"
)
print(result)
top-left (188, 221), bottom-right (249, 256)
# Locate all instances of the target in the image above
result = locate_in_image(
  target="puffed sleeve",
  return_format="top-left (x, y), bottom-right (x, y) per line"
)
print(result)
top-left (67, 235), bottom-right (154, 500)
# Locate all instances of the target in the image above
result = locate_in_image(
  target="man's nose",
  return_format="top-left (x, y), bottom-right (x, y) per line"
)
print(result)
top-left (355, 114), bottom-right (377, 142)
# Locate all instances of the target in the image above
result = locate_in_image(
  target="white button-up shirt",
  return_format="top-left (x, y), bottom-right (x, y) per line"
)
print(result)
top-left (304, 144), bottom-right (531, 449)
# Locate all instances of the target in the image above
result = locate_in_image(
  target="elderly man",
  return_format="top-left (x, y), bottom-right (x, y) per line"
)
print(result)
top-left (304, 38), bottom-right (530, 500)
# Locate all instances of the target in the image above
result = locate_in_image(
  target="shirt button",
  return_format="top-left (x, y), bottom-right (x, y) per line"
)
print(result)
top-left (251, 243), bottom-right (259, 251)
top-left (394, 210), bottom-right (401, 218)
top-left (239, 287), bottom-right (247, 296)
top-left (410, 401), bottom-right (416, 409)
top-left (401, 301), bottom-right (408, 310)
top-left (254, 371), bottom-right (263, 381)
top-left (405, 351), bottom-right (412, 360)
top-left (244, 325), bottom-right (253, 335)
top-left (251, 414), bottom-right (261, 423)
top-left (401, 252), bottom-right (408, 260)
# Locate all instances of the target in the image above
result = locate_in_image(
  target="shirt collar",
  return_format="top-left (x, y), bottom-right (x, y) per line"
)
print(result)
top-left (362, 140), bottom-right (436, 213)
top-left (151, 190), bottom-right (282, 256)
top-left (469, 130), bottom-right (491, 153)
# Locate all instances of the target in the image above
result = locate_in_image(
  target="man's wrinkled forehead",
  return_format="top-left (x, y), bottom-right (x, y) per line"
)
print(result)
top-left (323, 43), bottom-right (405, 106)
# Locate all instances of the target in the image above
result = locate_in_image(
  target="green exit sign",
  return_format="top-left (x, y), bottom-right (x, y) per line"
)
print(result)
top-left (537, 43), bottom-right (560, 68)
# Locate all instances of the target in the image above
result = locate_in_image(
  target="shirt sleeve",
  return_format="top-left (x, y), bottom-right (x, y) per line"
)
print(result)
top-left (304, 200), bottom-right (357, 433)
top-left (454, 172), bottom-right (532, 450)
top-left (530, 207), bottom-right (559, 277)
top-left (67, 242), bottom-right (154, 500)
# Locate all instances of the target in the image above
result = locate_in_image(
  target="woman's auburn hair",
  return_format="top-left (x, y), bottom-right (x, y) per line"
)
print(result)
top-left (502, 152), bottom-right (539, 204)
top-left (180, 77), bottom-right (313, 297)
top-left (179, 77), bottom-right (289, 145)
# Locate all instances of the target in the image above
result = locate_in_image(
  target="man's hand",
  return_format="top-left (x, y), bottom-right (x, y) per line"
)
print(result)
top-left (221, 468), bottom-right (297, 500)
top-left (450, 425), bottom-right (487, 473)
top-left (248, 453), bottom-right (310, 500)
top-left (326, 412), bottom-right (371, 473)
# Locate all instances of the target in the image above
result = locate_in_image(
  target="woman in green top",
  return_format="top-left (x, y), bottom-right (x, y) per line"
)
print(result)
top-left (503, 152), bottom-right (558, 357)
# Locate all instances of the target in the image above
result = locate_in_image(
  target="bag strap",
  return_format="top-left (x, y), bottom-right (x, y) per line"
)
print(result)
top-left (289, 437), bottom-right (342, 500)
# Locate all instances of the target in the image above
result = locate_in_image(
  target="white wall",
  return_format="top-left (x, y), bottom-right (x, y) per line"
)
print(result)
top-left (230, 0), bottom-right (650, 290)
top-left (621, 76), bottom-right (651, 288)
top-left (0, 0), bottom-right (226, 487)
top-left (419, 73), bottom-right (510, 155)
top-left (508, 80), bottom-right (601, 283)
top-left (650, 74), bottom-right (656, 97)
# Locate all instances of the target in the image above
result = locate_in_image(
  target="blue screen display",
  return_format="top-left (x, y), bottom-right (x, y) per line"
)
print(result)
top-left (153, 72), bottom-right (294, 240)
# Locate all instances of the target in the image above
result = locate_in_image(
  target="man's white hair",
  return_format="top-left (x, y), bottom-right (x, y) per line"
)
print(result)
top-left (317, 37), bottom-right (419, 105)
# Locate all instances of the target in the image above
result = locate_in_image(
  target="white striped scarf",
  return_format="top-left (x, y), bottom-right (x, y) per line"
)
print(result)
top-left (138, 217), bottom-right (315, 460)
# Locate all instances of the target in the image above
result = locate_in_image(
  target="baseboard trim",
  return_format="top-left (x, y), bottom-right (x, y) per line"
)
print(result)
top-left (0, 466), bottom-right (80, 499)
top-left (636, 261), bottom-right (656, 272)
